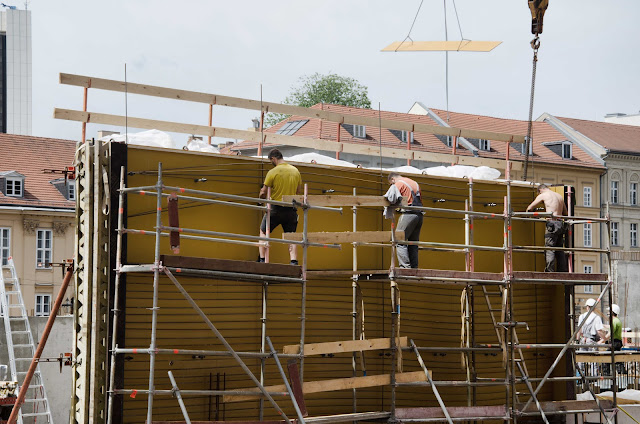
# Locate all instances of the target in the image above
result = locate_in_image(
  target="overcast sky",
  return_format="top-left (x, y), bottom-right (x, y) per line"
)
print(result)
top-left (31, 0), bottom-right (640, 144)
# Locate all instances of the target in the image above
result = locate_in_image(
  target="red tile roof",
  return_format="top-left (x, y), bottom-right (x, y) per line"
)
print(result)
top-left (555, 117), bottom-right (640, 155)
top-left (0, 133), bottom-right (76, 209)
top-left (229, 104), bottom-right (603, 169)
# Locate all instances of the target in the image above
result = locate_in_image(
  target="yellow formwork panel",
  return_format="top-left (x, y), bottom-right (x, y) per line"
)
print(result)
top-left (120, 146), bottom-right (564, 422)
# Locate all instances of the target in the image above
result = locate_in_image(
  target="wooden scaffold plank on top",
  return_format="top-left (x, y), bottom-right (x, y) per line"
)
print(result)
top-left (283, 337), bottom-right (409, 355)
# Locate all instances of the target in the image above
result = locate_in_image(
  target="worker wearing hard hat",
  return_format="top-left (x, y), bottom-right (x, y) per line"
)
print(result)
top-left (578, 298), bottom-right (605, 349)
top-left (600, 304), bottom-right (623, 351)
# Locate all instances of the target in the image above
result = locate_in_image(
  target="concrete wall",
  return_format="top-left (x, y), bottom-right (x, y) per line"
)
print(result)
top-left (0, 316), bottom-right (73, 424)
top-left (614, 260), bottom-right (640, 331)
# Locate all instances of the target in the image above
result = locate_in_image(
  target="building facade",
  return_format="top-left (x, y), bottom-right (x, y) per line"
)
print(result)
top-left (0, 134), bottom-right (75, 315)
top-left (0, 7), bottom-right (31, 135)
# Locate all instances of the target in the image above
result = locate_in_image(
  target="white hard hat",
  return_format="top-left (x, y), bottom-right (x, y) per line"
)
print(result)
top-left (610, 304), bottom-right (620, 315)
top-left (585, 298), bottom-right (596, 307)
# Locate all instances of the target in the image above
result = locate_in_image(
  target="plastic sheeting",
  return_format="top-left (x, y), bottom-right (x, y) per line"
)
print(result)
top-left (384, 165), bottom-right (423, 175)
top-left (185, 138), bottom-right (220, 153)
top-left (423, 165), bottom-right (501, 181)
top-left (578, 388), bottom-right (640, 403)
top-left (286, 152), bottom-right (357, 168)
top-left (99, 129), bottom-right (177, 149)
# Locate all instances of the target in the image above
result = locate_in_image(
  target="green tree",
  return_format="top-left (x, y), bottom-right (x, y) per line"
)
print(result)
top-left (264, 73), bottom-right (372, 127)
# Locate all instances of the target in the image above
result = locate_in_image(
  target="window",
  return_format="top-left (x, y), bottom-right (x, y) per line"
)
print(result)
top-left (584, 265), bottom-right (593, 274)
top-left (445, 136), bottom-right (454, 147)
top-left (275, 120), bottom-right (308, 136)
top-left (391, 130), bottom-right (413, 144)
top-left (68, 181), bottom-right (76, 201)
top-left (583, 186), bottom-right (592, 207)
top-left (611, 181), bottom-right (619, 204)
top-left (6, 178), bottom-right (23, 197)
top-left (36, 229), bottom-right (52, 269)
top-left (0, 228), bottom-right (9, 266)
top-left (632, 223), bottom-right (638, 248)
top-left (353, 125), bottom-right (366, 139)
top-left (584, 285), bottom-right (594, 294)
top-left (611, 222), bottom-right (619, 246)
top-left (479, 139), bottom-right (491, 151)
top-left (562, 142), bottom-right (572, 159)
top-left (583, 223), bottom-right (592, 247)
top-left (35, 294), bottom-right (51, 317)
top-left (631, 182), bottom-right (638, 206)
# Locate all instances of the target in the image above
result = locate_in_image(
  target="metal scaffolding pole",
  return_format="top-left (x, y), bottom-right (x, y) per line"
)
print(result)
top-left (146, 162), bottom-right (163, 424)
top-left (106, 166), bottom-right (125, 424)
top-left (168, 371), bottom-right (192, 424)
top-left (300, 184), bottom-right (309, 381)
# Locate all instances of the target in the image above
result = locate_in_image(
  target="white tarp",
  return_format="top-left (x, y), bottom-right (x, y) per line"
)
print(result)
top-left (185, 138), bottom-right (220, 153)
top-left (423, 165), bottom-right (501, 181)
top-left (99, 129), bottom-right (177, 149)
top-left (286, 152), bottom-right (357, 168)
top-left (577, 388), bottom-right (640, 403)
top-left (384, 165), bottom-right (423, 174)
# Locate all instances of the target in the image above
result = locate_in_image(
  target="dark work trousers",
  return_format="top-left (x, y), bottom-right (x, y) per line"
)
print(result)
top-left (396, 213), bottom-right (423, 268)
top-left (545, 219), bottom-right (567, 272)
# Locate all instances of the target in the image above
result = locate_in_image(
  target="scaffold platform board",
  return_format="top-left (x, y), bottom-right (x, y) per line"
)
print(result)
top-left (160, 255), bottom-right (302, 279)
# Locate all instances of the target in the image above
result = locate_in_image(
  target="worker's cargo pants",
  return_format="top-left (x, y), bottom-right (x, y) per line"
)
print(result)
top-left (397, 212), bottom-right (423, 269)
top-left (544, 219), bottom-right (567, 272)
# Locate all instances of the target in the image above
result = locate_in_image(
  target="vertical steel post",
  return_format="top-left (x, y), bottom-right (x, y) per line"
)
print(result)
top-left (468, 177), bottom-right (475, 271)
top-left (507, 180), bottom-right (517, 424)
top-left (265, 187), bottom-right (271, 264)
top-left (106, 167), bottom-right (126, 424)
top-left (259, 281), bottom-right (268, 420)
top-left (389, 214), bottom-right (398, 421)
top-left (299, 184), bottom-right (309, 381)
top-left (351, 187), bottom-right (358, 414)
top-left (606, 201), bottom-right (618, 424)
top-left (146, 162), bottom-right (163, 424)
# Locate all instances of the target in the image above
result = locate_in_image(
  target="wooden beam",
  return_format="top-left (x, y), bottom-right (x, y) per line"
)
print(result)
top-left (282, 195), bottom-right (407, 207)
top-left (382, 41), bottom-right (502, 52)
top-left (516, 399), bottom-right (613, 413)
top-left (396, 406), bottom-right (507, 420)
top-left (223, 371), bottom-right (429, 403)
top-left (282, 231), bottom-right (405, 244)
top-left (59, 73), bottom-right (525, 143)
top-left (159, 256), bottom-right (301, 278)
top-left (575, 353), bottom-right (640, 364)
top-left (54, 108), bottom-right (517, 171)
top-left (283, 337), bottom-right (408, 355)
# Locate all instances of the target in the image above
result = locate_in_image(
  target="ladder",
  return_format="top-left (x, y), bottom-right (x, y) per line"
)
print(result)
top-left (0, 257), bottom-right (54, 424)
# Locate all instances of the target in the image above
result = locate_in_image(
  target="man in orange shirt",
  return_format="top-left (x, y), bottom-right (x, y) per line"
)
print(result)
top-left (388, 173), bottom-right (424, 268)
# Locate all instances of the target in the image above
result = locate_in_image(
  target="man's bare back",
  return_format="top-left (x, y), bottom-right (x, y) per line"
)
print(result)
top-left (526, 186), bottom-right (567, 217)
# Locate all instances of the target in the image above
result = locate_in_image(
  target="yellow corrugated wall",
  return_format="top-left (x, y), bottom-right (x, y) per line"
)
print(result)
top-left (119, 147), bottom-right (565, 422)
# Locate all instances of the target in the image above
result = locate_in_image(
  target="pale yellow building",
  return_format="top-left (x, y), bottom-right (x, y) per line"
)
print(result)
top-left (0, 134), bottom-right (76, 315)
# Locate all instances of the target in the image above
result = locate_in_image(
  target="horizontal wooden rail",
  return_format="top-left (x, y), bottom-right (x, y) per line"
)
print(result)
top-left (59, 73), bottom-right (525, 143)
top-left (223, 370), bottom-right (430, 403)
top-left (283, 231), bottom-right (405, 244)
top-left (54, 108), bottom-right (520, 170)
top-left (283, 337), bottom-right (409, 355)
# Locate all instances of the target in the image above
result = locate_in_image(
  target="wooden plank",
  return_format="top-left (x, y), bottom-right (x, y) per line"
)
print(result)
top-left (282, 195), bottom-right (407, 207)
top-left (382, 40), bottom-right (502, 52)
top-left (282, 231), bottom-right (405, 244)
top-left (59, 73), bottom-right (526, 143)
top-left (283, 337), bottom-right (409, 355)
top-left (396, 406), bottom-right (507, 419)
top-left (160, 255), bottom-right (301, 278)
top-left (55, 108), bottom-right (517, 171)
top-left (513, 271), bottom-right (608, 282)
top-left (223, 371), bottom-right (429, 403)
top-left (394, 268), bottom-right (503, 281)
top-left (286, 360), bottom-right (308, 417)
top-left (575, 353), bottom-right (640, 364)
top-left (517, 399), bottom-right (613, 413)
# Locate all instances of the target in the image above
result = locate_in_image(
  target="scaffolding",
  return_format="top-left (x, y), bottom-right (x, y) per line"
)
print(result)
top-left (59, 74), bottom-right (624, 424)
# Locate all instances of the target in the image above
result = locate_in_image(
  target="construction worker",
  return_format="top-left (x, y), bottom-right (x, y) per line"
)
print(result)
top-left (600, 304), bottom-right (623, 351)
top-left (258, 149), bottom-right (303, 265)
top-left (525, 184), bottom-right (568, 272)
top-left (386, 172), bottom-right (423, 269)
top-left (578, 298), bottom-right (606, 349)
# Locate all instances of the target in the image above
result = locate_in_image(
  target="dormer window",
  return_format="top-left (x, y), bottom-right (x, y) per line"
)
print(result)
top-left (6, 178), bottom-right (23, 197)
top-left (0, 171), bottom-right (26, 198)
top-left (562, 142), bottom-right (572, 159)
top-left (50, 177), bottom-right (76, 201)
top-left (353, 125), bottom-right (366, 138)
top-left (478, 139), bottom-right (491, 151)
top-left (68, 181), bottom-right (76, 201)
top-left (390, 129), bottom-right (413, 144)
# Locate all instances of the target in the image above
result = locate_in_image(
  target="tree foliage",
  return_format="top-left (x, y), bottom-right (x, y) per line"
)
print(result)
top-left (264, 73), bottom-right (371, 127)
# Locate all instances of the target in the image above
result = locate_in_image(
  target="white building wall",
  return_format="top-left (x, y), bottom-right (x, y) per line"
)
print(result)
top-left (0, 8), bottom-right (31, 135)
top-left (605, 114), bottom-right (640, 127)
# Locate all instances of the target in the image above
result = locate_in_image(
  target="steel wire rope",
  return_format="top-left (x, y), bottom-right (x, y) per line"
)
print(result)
top-left (394, 0), bottom-right (425, 51)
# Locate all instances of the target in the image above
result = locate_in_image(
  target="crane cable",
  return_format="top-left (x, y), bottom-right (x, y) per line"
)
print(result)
top-left (522, 35), bottom-right (540, 181)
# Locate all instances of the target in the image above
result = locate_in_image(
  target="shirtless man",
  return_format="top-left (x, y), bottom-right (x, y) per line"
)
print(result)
top-left (526, 184), bottom-right (568, 272)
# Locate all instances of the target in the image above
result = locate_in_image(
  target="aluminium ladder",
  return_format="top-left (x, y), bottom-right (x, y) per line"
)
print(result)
top-left (0, 257), bottom-right (54, 424)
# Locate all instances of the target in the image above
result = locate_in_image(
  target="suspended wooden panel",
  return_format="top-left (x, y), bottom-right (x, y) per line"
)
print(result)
top-left (382, 40), bottom-right (502, 52)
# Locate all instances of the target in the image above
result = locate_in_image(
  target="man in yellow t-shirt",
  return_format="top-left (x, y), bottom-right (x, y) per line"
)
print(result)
top-left (258, 149), bottom-right (303, 264)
